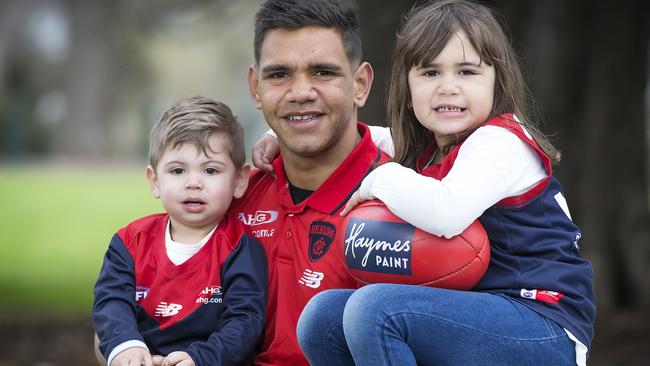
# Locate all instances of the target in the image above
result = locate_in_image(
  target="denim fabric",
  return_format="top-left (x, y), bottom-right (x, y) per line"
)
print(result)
top-left (297, 284), bottom-right (577, 366)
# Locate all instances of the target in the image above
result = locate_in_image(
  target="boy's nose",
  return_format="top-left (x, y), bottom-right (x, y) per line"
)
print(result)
top-left (184, 176), bottom-right (203, 190)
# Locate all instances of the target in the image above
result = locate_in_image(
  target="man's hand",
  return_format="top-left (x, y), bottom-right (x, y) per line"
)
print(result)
top-left (112, 347), bottom-right (153, 366)
top-left (252, 132), bottom-right (279, 173)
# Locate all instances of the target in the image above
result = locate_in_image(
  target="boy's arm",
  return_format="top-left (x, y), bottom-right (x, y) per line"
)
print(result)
top-left (92, 233), bottom-right (148, 365)
top-left (184, 235), bottom-right (268, 366)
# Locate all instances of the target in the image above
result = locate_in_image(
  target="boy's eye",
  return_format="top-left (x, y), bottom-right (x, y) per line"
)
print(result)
top-left (170, 167), bottom-right (184, 175)
top-left (204, 167), bottom-right (219, 175)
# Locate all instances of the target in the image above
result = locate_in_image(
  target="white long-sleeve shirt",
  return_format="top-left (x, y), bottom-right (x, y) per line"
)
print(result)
top-left (363, 125), bottom-right (546, 238)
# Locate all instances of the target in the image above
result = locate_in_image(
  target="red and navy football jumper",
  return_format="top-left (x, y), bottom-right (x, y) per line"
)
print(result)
top-left (92, 213), bottom-right (267, 366)
top-left (416, 114), bottom-right (596, 348)
top-left (231, 122), bottom-right (390, 366)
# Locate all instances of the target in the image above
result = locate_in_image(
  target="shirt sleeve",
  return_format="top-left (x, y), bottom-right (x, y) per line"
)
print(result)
top-left (367, 125), bottom-right (395, 157)
top-left (358, 125), bottom-right (546, 238)
top-left (184, 235), bottom-right (268, 366)
top-left (92, 234), bottom-right (145, 361)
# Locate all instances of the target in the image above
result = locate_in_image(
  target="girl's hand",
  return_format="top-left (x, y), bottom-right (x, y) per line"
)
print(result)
top-left (160, 351), bottom-right (195, 366)
top-left (112, 347), bottom-right (153, 366)
top-left (252, 132), bottom-right (279, 173)
top-left (341, 190), bottom-right (373, 216)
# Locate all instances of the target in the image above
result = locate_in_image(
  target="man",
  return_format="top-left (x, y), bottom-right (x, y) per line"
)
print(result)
top-left (231, 0), bottom-right (387, 365)
top-left (94, 1), bottom-right (381, 365)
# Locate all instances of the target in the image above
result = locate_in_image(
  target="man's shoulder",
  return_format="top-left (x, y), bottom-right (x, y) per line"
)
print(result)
top-left (232, 169), bottom-right (278, 212)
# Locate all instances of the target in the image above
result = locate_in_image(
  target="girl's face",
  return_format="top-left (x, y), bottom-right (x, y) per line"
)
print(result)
top-left (408, 31), bottom-right (495, 149)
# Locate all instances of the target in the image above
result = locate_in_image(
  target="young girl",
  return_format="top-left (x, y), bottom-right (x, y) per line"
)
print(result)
top-left (253, 0), bottom-right (595, 364)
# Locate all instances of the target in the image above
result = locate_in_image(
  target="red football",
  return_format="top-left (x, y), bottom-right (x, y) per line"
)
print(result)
top-left (340, 200), bottom-right (490, 290)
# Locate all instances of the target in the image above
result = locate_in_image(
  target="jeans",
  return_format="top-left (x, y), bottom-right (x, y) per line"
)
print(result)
top-left (297, 284), bottom-right (577, 366)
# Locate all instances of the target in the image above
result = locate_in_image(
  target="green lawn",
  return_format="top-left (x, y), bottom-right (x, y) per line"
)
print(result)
top-left (0, 164), bottom-right (162, 315)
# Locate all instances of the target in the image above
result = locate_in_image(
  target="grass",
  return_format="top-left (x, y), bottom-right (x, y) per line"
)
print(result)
top-left (0, 164), bottom-right (162, 315)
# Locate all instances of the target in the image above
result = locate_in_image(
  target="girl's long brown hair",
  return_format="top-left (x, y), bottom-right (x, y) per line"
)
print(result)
top-left (387, 0), bottom-right (560, 168)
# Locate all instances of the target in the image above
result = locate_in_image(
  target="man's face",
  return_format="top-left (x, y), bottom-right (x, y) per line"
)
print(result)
top-left (249, 26), bottom-right (372, 162)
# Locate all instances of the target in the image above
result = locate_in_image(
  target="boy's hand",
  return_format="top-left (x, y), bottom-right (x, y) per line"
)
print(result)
top-left (112, 347), bottom-right (153, 366)
top-left (159, 351), bottom-right (195, 366)
top-left (252, 132), bottom-right (279, 173)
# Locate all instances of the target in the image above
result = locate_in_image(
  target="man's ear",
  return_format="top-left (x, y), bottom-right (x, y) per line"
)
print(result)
top-left (146, 165), bottom-right (161, 199)
top-left (233, 164), bottom-right (251, 199)
top-left (248, 65), bottom-right (262, 110)
top-left (352, 61), bottom-right (374, 108)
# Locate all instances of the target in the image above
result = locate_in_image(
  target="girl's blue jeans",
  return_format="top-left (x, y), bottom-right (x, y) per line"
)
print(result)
top-left (297, 284), bottom-right (578, 366)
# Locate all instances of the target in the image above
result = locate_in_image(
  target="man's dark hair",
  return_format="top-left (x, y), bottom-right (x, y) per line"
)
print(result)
top-left (254, 0), bottom-right (362, 66)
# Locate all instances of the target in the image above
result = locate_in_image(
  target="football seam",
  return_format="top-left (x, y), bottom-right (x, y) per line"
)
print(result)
top-left (419, 230), bottom-right (489, 286)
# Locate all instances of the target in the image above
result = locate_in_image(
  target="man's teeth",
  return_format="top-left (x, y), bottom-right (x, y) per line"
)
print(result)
top-left (288, 114), bottom-right (317, 121)
top-left (436, 106), bottom-right (462, 112)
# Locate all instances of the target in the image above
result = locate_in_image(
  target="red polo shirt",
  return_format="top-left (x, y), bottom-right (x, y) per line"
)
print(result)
top-left (231, 122), bottom-right (388, 366)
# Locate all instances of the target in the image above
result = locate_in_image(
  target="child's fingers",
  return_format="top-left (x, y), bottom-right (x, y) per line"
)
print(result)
top-left (161, 351), bottom-right (191, 366)
top-left (341, 190), bottom-right (363, 216)
top-left (175, 360), bottom-right (195, 366)
top-left (151, 355), bottom-right (165, 366)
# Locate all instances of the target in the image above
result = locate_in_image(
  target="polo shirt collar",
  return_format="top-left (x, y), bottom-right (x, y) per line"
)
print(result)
top-left (272, 122), bottom-right (381, 214)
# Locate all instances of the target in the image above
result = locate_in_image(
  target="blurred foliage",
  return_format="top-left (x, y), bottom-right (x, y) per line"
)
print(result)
top-left (0, 165), bottom-right (161, 314)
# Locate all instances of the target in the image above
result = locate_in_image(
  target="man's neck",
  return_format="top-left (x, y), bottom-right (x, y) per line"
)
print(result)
top-left (282, 126), bottom-right (361, 191)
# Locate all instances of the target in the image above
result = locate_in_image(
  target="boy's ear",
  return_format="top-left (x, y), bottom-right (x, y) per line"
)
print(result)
top-left (353, 61), bottom-right (374, 108)
top-left (146, 165), bottom-right (161, 199)
top-left (248, 65), bottom-right (262, 110)
top-left (233, 164), bottom-right (250, 199)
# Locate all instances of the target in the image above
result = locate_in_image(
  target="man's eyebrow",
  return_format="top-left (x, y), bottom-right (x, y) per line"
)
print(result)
top-left (311, 62), bottom-right (343, 71)
top-left (260, 64), bottom-right (289, 73)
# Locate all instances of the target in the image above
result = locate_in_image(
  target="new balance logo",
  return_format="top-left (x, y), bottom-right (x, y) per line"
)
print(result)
top-left (299, 269), bottom-right (324, 289)
top-left (154, 302), bottom-right (183, 317)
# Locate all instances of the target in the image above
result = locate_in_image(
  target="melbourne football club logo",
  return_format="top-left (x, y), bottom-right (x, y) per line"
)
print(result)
top-left (308, 221), bottom-right (336, 262)
top-left (344, 218), bottom-right (413, 275)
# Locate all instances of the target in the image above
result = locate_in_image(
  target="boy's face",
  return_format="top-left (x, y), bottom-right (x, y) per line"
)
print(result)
top-left (248, 26), bottom-right (372, 163)
top-left (146, 132), bottom-right (249, 238)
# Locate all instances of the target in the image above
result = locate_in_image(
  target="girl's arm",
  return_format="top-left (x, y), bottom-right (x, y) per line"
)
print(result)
top-left (351, 125), bottom-right (546, 238)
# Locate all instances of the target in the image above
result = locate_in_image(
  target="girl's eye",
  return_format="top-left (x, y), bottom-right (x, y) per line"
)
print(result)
top-left (423, 70), bottom-right (439, 77)
top-left (459, 69), bottom-right (477, 76)
top-left (170, 167), bottom-right (184, 175)
top-left (204, 167), bottom-right (219, 175)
